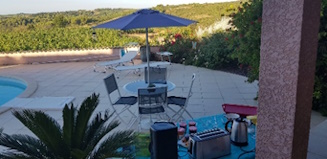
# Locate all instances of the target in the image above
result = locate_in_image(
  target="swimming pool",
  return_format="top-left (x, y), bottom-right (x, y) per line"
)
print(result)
top-left (0, 77), bottom-right (27, 106)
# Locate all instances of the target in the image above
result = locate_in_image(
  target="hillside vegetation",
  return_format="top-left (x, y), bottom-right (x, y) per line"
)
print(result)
top-left (153, 2), bottom-right (238, 28)
top-left (0, 2), bottom-right (240, 53)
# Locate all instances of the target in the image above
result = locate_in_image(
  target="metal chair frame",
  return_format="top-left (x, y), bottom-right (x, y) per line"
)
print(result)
top-left (144, 67), bottom-right (167, 84)
top-left (137, 86), bottom-right (170, 130)
top-left (167, 73), bottom-right (196, 121)
top-left (104, 74), bottom-right (137, 128)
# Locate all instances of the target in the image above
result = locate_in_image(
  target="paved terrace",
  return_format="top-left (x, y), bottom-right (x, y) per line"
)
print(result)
top-left (0, 61), bottom-right (326, 158)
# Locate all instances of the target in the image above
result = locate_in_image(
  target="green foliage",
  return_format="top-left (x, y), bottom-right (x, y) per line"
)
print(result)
top-left (135, 133), bottom-right (151, 157)
top-left (313, 0), bottom-right (327, 116)
top-left (227, 0), bottom-right (263, 82)
top-left (161, 33), bottom-right (195, 64)
top-left (160, 31), bottom-right (236, 70)
top-left (0, 93), bottom-right (135, 159)
top-left (53, 14), bottom-right (68, 28)
top-left (225, 0), bottom-right (327, 115)
top-left (0, 3), bottom-right (240, 53)
top-left (0, 9), bottom-right (135, 30)
top-left (195, 31), bottom-right (235, 69)
top-left (153, 2), bottom-right (240, 28)
top-left (0, 28), bottom-right (140, 52)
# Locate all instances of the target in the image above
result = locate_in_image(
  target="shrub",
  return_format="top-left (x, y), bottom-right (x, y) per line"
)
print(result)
top-left (160, 31), bottom-right (236, 70)
top-left (226, 0), bottom-right (327, 116)
top-left (312, 0), bottom-right (327, 116)
top-left (195, 31), bottom-right (235, 69)
top-left (161, 33), bottom-right (195, 64)
top-left (227, 0), bottom-right (263, 82)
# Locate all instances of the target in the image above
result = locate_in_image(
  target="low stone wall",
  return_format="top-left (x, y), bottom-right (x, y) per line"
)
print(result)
top-left (0, 46), bottom-right (161, 65)
top-left (0, 48), bottom-right (119, 65)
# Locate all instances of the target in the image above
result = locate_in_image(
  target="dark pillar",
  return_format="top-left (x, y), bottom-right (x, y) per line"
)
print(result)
top-left (256, 0), bottom-right (321, 158)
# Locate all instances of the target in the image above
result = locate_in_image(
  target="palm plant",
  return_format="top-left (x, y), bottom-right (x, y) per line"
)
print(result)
top-left (0, 93), bottom-right (136, 159)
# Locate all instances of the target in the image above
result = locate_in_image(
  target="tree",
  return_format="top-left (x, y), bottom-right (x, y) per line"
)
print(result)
top-left (227, 0), bottom-right (327, 115)
top-left (195, 32), bottom-right (235, 69)
top-left (71, 17), bottom-right (82, 25)
top-left (227, 0), bottom-right (263, 82)
top-left (53, 14), bottom-right (68, 28)
top-left (0, 93), bottom-right (135, 159)
top-left (312, 0), bottom-right (327, 115)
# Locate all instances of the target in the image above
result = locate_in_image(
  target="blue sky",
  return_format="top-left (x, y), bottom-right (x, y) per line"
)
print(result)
top-left (0, 0), bottom-right (236, 15)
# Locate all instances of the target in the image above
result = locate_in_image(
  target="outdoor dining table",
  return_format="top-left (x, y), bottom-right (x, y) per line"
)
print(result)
top-left (123, 80), bottom-right (176, 94)
top-left (134, 114), bottom-right (256, 159)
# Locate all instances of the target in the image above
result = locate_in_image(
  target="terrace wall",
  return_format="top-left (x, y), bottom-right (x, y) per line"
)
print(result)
top-left (0, 46), bottom-right (160, 65)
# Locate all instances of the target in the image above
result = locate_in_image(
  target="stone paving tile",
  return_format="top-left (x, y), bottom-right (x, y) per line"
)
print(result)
top-left (238, 87), bottom-right (258, 94)
top-left (187, 105), bottom-right (205, 113)
top-left (202, 92), bottom-right (223, 99)
top-left (308, 133), bottom-right (327, 158)
top-left (241, 93), bottom-right (257, 100)
top-left (307, 152), bottom-right (327, 159)
top-left (187, 112), bottom-right (206, 119)
top-left (0, 111), bottom-right (16, 126)
top-left (311, 111), bottom-right (327, 128)
top-left (0, 61), bottom-right (326, 157)
top-left (203, 98), bottom-right (224, 108)
top-left (1, 115), bottom-right (26, 132)
top-left (310, 120), bottom-right (327, 138)
top-left (188, 98), bottom-right (204, 105)
top-left (245, 99), bottom-right (258, 106)
top-left (189, 92), bottom-right (202, 99)
top-left (223, 98), bottom-right (248, 105)
top-left (222, 93), bottom-right (244, 100)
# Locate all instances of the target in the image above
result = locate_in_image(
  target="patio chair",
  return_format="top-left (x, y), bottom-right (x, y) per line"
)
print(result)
top-left (144, 66), bottom-right (167, 84)
top-left (138, 86), bottom-right (170, 130)
top-left (94, 50), bottom-right (138, 73)
top-left (167, 73), bottom-right (196, 121)
top-left (104, 73), bottom-right (137, 127)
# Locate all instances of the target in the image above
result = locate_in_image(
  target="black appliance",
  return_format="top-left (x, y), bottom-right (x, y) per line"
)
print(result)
top-left (150, 122), bottom-right (177, 159)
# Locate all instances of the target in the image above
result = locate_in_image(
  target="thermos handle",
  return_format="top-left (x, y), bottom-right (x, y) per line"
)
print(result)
top-left (225, 120), bottom-right (233, 133)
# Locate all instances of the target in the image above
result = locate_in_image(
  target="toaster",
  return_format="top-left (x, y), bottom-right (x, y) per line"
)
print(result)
top-left (188, 128), bottom-right (231, 159)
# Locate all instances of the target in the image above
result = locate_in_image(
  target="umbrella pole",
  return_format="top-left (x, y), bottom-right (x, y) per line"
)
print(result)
top-left (146, 28), bottom-right (150, 87)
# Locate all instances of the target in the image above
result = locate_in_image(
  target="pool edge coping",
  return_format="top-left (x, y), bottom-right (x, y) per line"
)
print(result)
top-left (0, 75), bottom-right (38, 114)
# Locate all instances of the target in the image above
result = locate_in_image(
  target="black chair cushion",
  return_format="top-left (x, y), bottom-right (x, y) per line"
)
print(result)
top-left (168, 96), bottom-right (186, 106)
top-left (114, 96), bottom-right (137, 105)
top-left (139, 106), bottom-right (165, 114)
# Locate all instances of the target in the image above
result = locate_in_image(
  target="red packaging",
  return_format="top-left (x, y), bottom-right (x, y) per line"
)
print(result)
top-left (179, 121), bottom-right (187, 129)
top-left (188, 121), bottom-right (196, 126)
top-left (189, 126), bottom-right (197, 134)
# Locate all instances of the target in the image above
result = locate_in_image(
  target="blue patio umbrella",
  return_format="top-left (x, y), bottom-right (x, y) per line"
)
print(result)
top-left (93, 9), bottom-right (196, 86)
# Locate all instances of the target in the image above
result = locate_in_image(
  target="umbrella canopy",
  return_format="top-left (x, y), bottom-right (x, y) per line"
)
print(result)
top-left (93, 9), bottom-right (196, 86)
top-left (94, 9), bottom-right (196, 30)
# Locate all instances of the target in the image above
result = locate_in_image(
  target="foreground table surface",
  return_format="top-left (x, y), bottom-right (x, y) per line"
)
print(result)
top-left (135, 114), bottom-right (255, 159)
top-left (123, 80), bottom-right (176, 94)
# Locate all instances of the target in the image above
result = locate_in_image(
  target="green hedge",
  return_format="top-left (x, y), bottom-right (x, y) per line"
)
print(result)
top-left (195, 32), bottom-right (236, 69)
top-left (161, 31), bottom-right (237, 70)
top-left (0, 28), bottom-right (141, 53)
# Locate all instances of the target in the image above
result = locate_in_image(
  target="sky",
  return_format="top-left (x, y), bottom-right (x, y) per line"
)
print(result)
top-left (0, 0), bottom-right (236, 15)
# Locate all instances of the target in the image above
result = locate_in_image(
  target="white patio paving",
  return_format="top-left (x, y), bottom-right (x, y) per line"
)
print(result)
top-left (0, 60), bottom-right (326, 158)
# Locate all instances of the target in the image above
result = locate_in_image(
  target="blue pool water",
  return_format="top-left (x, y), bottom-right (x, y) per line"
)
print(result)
top-left (0, 77), bottom-right (27, 106)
